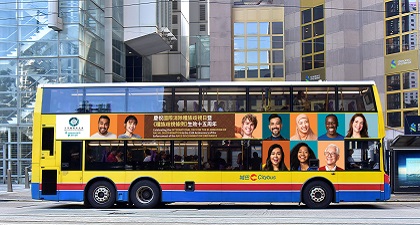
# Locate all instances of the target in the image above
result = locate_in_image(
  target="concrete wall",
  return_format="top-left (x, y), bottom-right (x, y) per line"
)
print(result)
top-left (209, 0), bottom-right (232, 81)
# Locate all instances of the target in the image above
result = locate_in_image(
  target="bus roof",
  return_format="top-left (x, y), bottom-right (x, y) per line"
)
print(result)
top-left (39, 80), bottom-right (376, 89)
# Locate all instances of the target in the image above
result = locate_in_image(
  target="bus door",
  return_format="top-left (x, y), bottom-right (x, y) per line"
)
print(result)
top-left (59, 141), bottom-right (84, 200)
top-left (39, 127), bottom-right (59, 199)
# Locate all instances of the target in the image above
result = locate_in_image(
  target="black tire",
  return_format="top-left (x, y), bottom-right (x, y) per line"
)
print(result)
top-left (87, 181), bottom-right (116, 209)
top-left (130, 180), bottom-right (160, 209)
top-left (302, 181), bottom-right (332, 209)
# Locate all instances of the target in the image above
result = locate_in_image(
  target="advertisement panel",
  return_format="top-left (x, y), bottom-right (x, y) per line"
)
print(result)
top-left (394, 151), bottom-right (420, 193)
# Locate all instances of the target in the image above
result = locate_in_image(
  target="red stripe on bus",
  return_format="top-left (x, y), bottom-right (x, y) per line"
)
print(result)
top-left (56, 184), bottom-right (86, 190)
top-left (45, 182), bottom-right (385, 192)
top-left (335, 183), bottom-right (381, 191)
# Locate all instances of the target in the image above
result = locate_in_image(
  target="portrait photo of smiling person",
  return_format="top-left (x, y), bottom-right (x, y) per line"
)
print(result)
top-left (290, 113), bottom-right (317, 141)
top-left (317, 141), bottom-right (345, 171)
top-left (264, 114), bottom-right (289, 140)
top-left (118, 115), bottom-right (142, 139)
top-left (290, 142), bottom-right (317, 171)
top-left (318, 114), bottom-right (344, 140)
top-left (319, 143), bottom-right (343, 171)
top-left (235, 113), bottom-right (262, 139)
top-left (263, 143), bottom-right (289, 171)
top-left (91, 115), bottom-right (117, 138)
top-left (346, 113), bottom-right (369, 138)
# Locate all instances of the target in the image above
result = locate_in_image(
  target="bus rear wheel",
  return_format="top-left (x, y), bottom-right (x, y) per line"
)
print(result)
top-left (87, 181), bottom-right (116, 209)
top-left (302, 181), bottom-right (332, 209)
top-left (130, 180), bottom-right (160, 209)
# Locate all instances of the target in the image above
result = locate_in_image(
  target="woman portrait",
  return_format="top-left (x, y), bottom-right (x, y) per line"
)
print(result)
top-left (290, 142), bottom-right (317, 171)
top-left (290, 114), bottom-right (317, 141)
top-left (263, 143), bottom-right (288, 171)
top-left (346, 113), bottom-right (368, 138)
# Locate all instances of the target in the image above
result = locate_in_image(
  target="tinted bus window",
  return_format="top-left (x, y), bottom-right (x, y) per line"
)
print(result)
top-left (42, 88), bottom-right (83, 113)
top-left (85, 87), bottom-right (126, 113)
top-left (338, 86), bottom-right (376, 112)
top-left (202, 86), bottom-right (246, 112)
top-left (174, 87), bottom-right (200, 112)
top-left (128, 87), bottom-right (168, 112)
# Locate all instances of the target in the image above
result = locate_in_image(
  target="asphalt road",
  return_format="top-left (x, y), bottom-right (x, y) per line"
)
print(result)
top-left (1, 185), bottom-right (420, 225)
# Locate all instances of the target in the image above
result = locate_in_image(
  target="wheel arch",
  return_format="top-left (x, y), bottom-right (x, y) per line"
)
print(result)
top-left (300, 177), bottom-right (336, 204)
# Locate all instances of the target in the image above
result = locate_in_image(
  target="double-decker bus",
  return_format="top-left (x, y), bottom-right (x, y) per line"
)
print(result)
top-left (31, 81), bottom-right (390, 209)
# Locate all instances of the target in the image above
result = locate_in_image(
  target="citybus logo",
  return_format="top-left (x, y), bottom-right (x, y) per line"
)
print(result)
top-left (250, 174), bottom-right (257, 181)
top-left (68, 117), bottom-right (79, 127)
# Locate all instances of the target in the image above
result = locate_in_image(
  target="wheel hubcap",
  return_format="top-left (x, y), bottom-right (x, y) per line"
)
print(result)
top-left (93, 186), bottom-right (111, 204)
top-left (309, 187), bottom-right (325, 203)
top-left (136, 186), bottom-right (154, 204)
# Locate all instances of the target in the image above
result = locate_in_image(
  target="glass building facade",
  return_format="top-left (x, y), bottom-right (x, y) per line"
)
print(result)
top-left (0, 0), bottom-right (124, 182)
top-left (232, 7), bottom-right (285, 80)
top-left (385, 0), bottom-right (419, 128)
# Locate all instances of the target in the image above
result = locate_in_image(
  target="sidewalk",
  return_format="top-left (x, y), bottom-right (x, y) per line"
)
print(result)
top-left (0, 184), bottom-right (32, 201)
top-left (1, 183), bottom-right (420, 202)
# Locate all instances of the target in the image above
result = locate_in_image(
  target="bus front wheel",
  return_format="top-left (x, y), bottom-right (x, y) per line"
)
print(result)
top-left (87, 181), bottom-right (116, 209)
top-left (130, 180), bottom-right (160, 209)
top-left (302, 181), bottom-right (332, 209)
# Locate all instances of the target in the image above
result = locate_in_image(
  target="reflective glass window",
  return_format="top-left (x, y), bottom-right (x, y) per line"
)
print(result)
top-left (86, 87), bottom-right (126, 113)
top-left (234, 51), bottom-right (245, 64)
top-left (42, 88), bottom-right (84, 113)
top-left (247, 37), bottom-right (258, 49)
top-left (402, 33), bottom-right (416, 51)
top-left (247, 22), bottom-right (258, 35)
top-left (387, 112), bottom-right (401, 127)
top-left (247, 66), bottom-right (258, 78)
top-left (201, 86), bottom-right (246, 112)
top-left (403, 91), bottom-right (418, 108)
top-left (302, 8), bottom-right (311, 24)
top-left (234, 66), bottom-right (245, 78)
top-left (386, 37), bottom-right (400, 54)
top-left (247, 51), bottom-right (258, 63)
top-left (314, 37), bottom-right (324, 52)
top-left (386, 0), bottom-right (399, 18)
top-left (386, 18), bottom-right (399, 36)
top-left (234, 22), bottom-right (244, 35)
top-left (272, 50), bottom-right (283, 63)
top-left (272, 22), bottom-right (283, 34)
top-left (387, 74), bottom-right (400, 91)
top-left (260, 22), bottom-right (269, 35)
top-left (302, 25), bottom-right (312, 39)
top-left (234, 37), bottom-right (245, 50)
top-left (302, 40), bottom-right (312, 55)
top-left (128, 87), bottom-right (169, 112)
top-left (272, 36), bottom-right (283, 48)
top-left (314, 53), bottom-right (324, 68)
top-left (387, 93), bottom-right (401, 110)
top-left (403, 71), bottom-right (418, 89)
top-left (260, 36), bottom-right (270, 49)
top-left (302, 56), bottom-right (312, 70)
top-left (260, 51), bottom-right (269, 63)
top-left (313, 5), bottom-right (324, 21)
top-left (313, 21), bottom-right (324, 36)
top-left (272, 65), bottom-right (284, 78)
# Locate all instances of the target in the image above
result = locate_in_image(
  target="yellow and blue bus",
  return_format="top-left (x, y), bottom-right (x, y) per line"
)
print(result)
top-left (31, 81), bottom-right (390, 209)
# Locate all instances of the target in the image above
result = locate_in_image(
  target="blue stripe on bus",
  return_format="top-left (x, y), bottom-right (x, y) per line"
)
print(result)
top-left (161, 191), bottom-right (300, 202)
top-left (162, 191), bottom-right (385, 203)
top-left (31, 183), bottom-right (389, 203)
top-left (337, 191), bottom-right (385, 202)
top-left (384, 183), bottom-right (391, 200)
